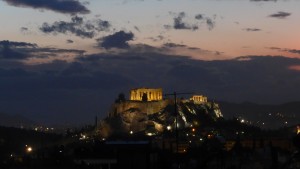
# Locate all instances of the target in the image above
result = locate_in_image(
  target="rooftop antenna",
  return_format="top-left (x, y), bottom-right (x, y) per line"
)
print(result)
top-left (164, 91), bottom-right (193, 168)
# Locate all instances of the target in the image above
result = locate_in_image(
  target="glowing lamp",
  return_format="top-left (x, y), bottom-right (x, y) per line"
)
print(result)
top-left (27, 147), bottom-right (32, 153)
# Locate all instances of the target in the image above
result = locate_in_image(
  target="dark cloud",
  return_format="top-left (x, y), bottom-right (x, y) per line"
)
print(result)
top-left (148, 35), bottom-right (164, 42)
top-left (97, 31), bottom-right (134, 49)
top-left (165, 12), bottom-right (216, 31)
top-left (195, 13), bottom-right (216, 30)
top-left (163, 25), bottom-right (172, 30)
top-left (173, 12), bottom-right (188, 29)
top-left (1, 43), bottom-right (300, 124)
top-left (206, 18), bottom-right (215, 30)
top-left (75, 53), bottom-right (300, 105)
top-left (0, 40), bottom-right (37, 59)
top-left (134, 26), bottom-right (140, 32)
top-left (0, 61), bottom-right (132, 124)
top-left (32, 48), bottom-right (85, 58)
top-left (3, 0), bottom-right (90, 15)
top-left (269, 11), bottom-right (291, 19)
top-left (195, 14), bottom-right (204, 20)
top-left (20, 27), bottom-right (29, 33)
top-left (66, 39), bottom-right (74, 44)
top-left (75, 53), bottom-right (300, 106)
top-left (285, 49), bottom-right (300, 55)
top-left (269, 47), bottom-right (300, 55)
top-left (97, 20), bottom-right (111, 31)
top-left (172, 12), bottom-right (198, 30)
top-left (0, 40), bottom-right (85, 60)
top-left (243, 28), bottom-right (262, 32)
top-left (40, 16), bottom-right (111, 39)
top-left (0, 40), bottom-right (37, 48)
top-left (163, 43), bottom-right (187, 48)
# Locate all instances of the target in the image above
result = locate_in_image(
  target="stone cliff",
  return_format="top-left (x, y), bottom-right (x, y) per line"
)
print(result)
top-left (98, 99), bottom-right (223, 137)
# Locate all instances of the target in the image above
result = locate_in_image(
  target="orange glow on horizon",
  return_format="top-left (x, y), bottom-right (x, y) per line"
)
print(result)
top-left (289, 65), bottom-right (300, 71)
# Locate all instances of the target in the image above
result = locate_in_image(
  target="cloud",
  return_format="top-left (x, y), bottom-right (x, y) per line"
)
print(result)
top-left (1, 41), bottom-right (300, 124)
top-left (172, 12), bottom-right (198, 30)
top-left (20, 27), bottom-right (29, 33)
top-left (269, 11), bottom-right (291, 19)
top-left (0, 61), bottom-right (132, 124)
top-left (195, 13), bottom-right (216, 30)
top-left (75, 53), bottom-right (300, 106)
top-left (165, 12), bottom-right (216, 31)
top-left (285, 49), bottom-right (300, 55)
top-left (174, 12), bottom-right (191, 29)
top-left (243, 28), bottom-right (262, 32)
top-left (0, 40), bottom-right (37, 48)
top-left (97, 31), bottom-right (134, 49)
top-left (289, 65), bottom-right (300, 71)
top-left (0, 40), bottom-right (85, 60)
top-left (3, 0), bottom-right (90, 15)
top-left (148, 35), bottom-right (164, 42)
top-left (134, 26), bottom-right (140, 32)
top-left (66, 39), bottom-right (74, 44)
top-left (206, 18), bottom-right (215, 30)
top-left (195, 14), bottom-right (204, 20)
top-left (269, 47), bottom-right (300, 55)
top-left (0, 40), bottom-right (37, 59)
top-left (40, 15), bottom-right (111, 39)
top-left (163, 43), bottom-right (187, 48)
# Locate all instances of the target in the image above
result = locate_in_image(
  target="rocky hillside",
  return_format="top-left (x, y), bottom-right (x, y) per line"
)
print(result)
top-left (98, 99), bottom-right (223, 137)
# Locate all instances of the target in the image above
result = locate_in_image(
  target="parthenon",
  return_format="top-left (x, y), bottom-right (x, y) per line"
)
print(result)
top-left (130, 88), bottom-right (163, 101)
top-left (190, 95), bottom-right (208, 104)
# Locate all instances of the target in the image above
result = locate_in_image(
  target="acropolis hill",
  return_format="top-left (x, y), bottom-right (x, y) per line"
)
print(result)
top-left (98, 88), bottom-right (223, 137)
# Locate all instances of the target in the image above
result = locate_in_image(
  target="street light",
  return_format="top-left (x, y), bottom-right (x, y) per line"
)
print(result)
top-left (27, 147), bottom-right (32, 152)
top-left (26, 146), bottom-right (33, 153)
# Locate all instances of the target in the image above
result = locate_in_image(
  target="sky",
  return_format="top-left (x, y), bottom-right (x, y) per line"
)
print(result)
top-left (0, 0), bottom-right (300, 125)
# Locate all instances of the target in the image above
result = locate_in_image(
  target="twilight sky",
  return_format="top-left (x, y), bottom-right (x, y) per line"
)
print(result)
top-left (0, 0), bottom-right (300, 125)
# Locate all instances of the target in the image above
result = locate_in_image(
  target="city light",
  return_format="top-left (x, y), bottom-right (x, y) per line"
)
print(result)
top-left (79, 134), bottom-right (87, 140)
top-left (147, 133), bottom-right (153, 136)
top-left (26, 146), bottom-right (32, 153)
top-left (167, 126), bottom-right (172, 130)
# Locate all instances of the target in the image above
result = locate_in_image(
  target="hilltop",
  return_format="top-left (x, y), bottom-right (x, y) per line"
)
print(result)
top-left (98, 98), bottom-right (223, 137)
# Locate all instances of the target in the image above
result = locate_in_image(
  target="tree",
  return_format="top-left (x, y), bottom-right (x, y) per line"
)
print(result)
top-left (115, 93), bottom-right (126, 103)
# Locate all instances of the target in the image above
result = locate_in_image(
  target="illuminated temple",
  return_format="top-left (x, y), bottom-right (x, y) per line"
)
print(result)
top-left (190, 95), bottom-right (208, 104)
top-left (130, 88), bottom-right (163, 101)
top-left (129, 88), bottom-right (208, 104)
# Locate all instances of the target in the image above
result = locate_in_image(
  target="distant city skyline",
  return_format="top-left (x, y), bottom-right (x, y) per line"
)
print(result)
top-left (0, 0), bottom-right (300, 124)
